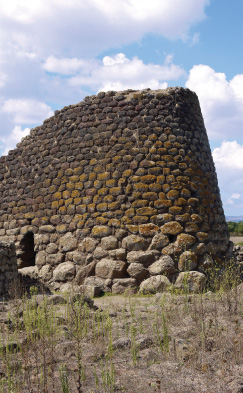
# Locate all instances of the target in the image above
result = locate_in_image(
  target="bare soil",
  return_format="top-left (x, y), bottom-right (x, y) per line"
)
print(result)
top-left (0, 286), bottom-right (243, 393)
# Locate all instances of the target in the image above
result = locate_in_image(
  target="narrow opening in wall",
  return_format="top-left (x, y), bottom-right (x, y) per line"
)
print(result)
top-left (18, 231), bottom-right (36, 269)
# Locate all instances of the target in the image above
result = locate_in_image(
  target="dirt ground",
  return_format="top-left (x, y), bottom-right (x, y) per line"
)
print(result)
top-left (230, 236), bottom-right (243, 244)
top-left (0, 285), bottom-right (243, 393)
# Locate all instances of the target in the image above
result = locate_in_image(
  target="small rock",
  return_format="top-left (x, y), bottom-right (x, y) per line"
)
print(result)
top-left (148, 256), bottom-right (177, 275)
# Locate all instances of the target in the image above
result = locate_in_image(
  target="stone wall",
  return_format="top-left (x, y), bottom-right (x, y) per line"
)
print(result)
top-left (0, 241), bottom-right (18, 296)
top-left (0, 87), bottom-right (230, 293)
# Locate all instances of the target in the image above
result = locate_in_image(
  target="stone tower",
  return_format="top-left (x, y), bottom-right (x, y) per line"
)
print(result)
top-left (0, 87), bottom-right (230, 293)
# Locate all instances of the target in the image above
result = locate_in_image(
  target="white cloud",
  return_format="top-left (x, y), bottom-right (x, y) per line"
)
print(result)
top-left (1, 125), bottom-right (30, 155)
top-left (0, 0), bottom-right (209, 58)
top-left (186, 65), bottom-right (243, 140)
top-left (213, 141), bottom-right (243, 170)
top-left (212, 141), bottom-right (243, 214)
top-left (2, 99), bottom-right (53, 124)
top-left (68, 53), bottom-right (185, 92)
top-left (43, 56), bottom-right (87, 75)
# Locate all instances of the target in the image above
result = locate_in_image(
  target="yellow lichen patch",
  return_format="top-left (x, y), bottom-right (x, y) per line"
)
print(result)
top-left (191, 214), bottom-right (203, 223)
top-left (185, 222), bottom-right (199, 233)
top-left (87, 204), bottom-right (96, 213)
top-left (166, 175), bottom-right (175, 183)
top-left (57, 170), bottom-right (64, 178)
top-left (125, 185), bottom-right (133, 195)
top-left (148, 134), bottom-right (157, 141)
top-left (139, 223), bottom-right (159, 237)
top-left (98, 188), bottom-right (109, 196)
top-left (71, 190), bottom-right (80, 198)
top-left (77, 221), bottom-right (85, 229)
top-left (74, 197), bottom-right (82, 206)
top-left (179, 162), bottom-right (187, 169)
top-left (63, 190), bottom-right (71, 199)
top-left (166, 190), bottom-right (179, 200)
top-left (25, 212), bottom-right (35, 220)
top-left (149, 183), bottom-right (162, 192)
top-left (169, 206), bottom-right (182, 214)
top-left (96, 217), bottom-right (109, 225)
top-left (49, 185), bottom-right (57, 194)
top-left (90, 158), bottom-right (98, 166)
top-left (89, 172), bottom-right (96, 181)
top-left (125, 208), bottom-right (135, 217)
top-left (177, 233), bottom-right (196, 248)
top-left (103, 195), bottom-right (114, 203)
top-left (59, 206), bottom-right (66, 214)
top-left (126, 225), bottom-right (139, 234)
top-left (155, 140), bottom-right (163, 147)
top-left (137, 207), bottom-right (157, 216)
top-left (70, 176), bottom-right (79, 183)
top-left (83, 196), bottom-right (93, 205)
top-left (149, 146), bottom-right (157, 154)
top-left (160, 221), bottom-right (183, 235)
top-left (108, 202), bottom-right (120, 211)
top-left (134, 183), bottom-right (149, 192)
top-left (106, 179), bottom-right (116, 187)
top-left (142, 192), bottom-right (158, 201)
top-left (123, 169), bottom-right (132, 178)
top-left (164, 141), bottom-right (172, 148)
top-left (177, 176), bottom-right (190, 183)
top-left (74, 167), bottom-right (83, 176)
top-left (121, 216), bottom-right (133, 225)
top-left (110, 187), bottom-right (122, 195)
top-left (61, 176), bottom-right (68, 184)
top-left (154, 200), bottom-right (172, 208)
top-left (65, 198), bottom-right (73, 207)
top-left (131, 192), bottom-right (142, 200)
top-left (162, 184), bottom-right (170, 193)
top-left (94, 165), bottom-right (104, 173)
top-left (97, 203), bottom-right (108, 212)
top-left (197, 232), bottom-right (209, 241)
top-left (51, 201), bottom-right (59, 209)
top-left (65, 168), bottom-right (73, 176)
top-left (118, 178), bottom-right (126, 187)
top-left (58, 199), bottom-right (64, 207)
top-left (112, 156), bottom-right (122, 164)
top-left (130, 176), bottom-right (140, 183)
top-left (66, 183), bottom-right (75, 191)
top-left (108, 219), bottom-right (121, 228)
top-left (158, 148), bottom-right (167, 155)
top-left (97, 172), bottom-right (111, 181)
top-left (159, 192), bottom-right (166, 199)
top-left (80, 174), bottom-right (88, 182)
top-left (43, 179), bottom-right (51, 187)
top-left (132, 200), bottom-right (149, 208)
top-left (175, 213), bottom-right (190, 222)
top-left (56, 224), bottom-right (67, 233)
top-left (141, 175), bottom-right (157, 184)
top-left (132, 216), bottom-right (149, 224)
top-left (177, 198), bottom-right (188, 206)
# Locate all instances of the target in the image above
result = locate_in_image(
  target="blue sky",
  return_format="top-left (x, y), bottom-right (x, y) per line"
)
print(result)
top-left (0, 0), bottom-right (243, 215)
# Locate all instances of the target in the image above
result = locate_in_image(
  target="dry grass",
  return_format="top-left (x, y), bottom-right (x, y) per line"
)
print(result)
top-left (0, 267), bottom-right (243, 393)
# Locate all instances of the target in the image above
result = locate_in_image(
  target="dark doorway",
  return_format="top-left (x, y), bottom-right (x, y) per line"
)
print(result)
top-left (17, 231), bottom-right (36, 269)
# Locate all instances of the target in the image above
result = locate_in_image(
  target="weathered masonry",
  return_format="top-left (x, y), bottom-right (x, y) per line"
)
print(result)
top-left (0, 87), bottom-right (230, 293)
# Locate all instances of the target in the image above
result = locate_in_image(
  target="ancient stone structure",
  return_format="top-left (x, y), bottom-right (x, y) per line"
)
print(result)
top-left (0, 241), bottom-right (18, 296)
top-left (0, 87), bottom-right (230, 293)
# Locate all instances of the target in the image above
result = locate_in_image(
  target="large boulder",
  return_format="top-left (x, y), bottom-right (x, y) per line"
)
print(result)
top-left (148, 256), bottom-right (177, 275)
top-left (53, 262), bottom-right (76, 282)
top-left (95, 258), bottom-right (127, 279)
top-left (59, 233), bottom-right (77, 252)
top-left (122, 235), bottom-right (148, 251)
top-left (127, 263), bottom-right (149, 280)
top-left (139, 275), bottom-right (171, 294)
top-left (174, 271), bottom-right (206, 293)
top-left (112, 278), bottom-right (138, 295)
top-left (126, 250), bottom-right (155, 265)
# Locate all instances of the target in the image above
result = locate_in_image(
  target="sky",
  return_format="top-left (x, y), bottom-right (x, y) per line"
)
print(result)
top-left (0, 0), bottom-right (243, 216)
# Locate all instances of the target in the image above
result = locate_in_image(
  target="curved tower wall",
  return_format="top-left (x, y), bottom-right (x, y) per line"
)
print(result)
top-left (0, 88), bottom-right (230, 292)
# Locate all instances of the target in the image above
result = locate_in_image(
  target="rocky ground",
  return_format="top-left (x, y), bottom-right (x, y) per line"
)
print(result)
top-left (0, 282), bottom-right (243, 393)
